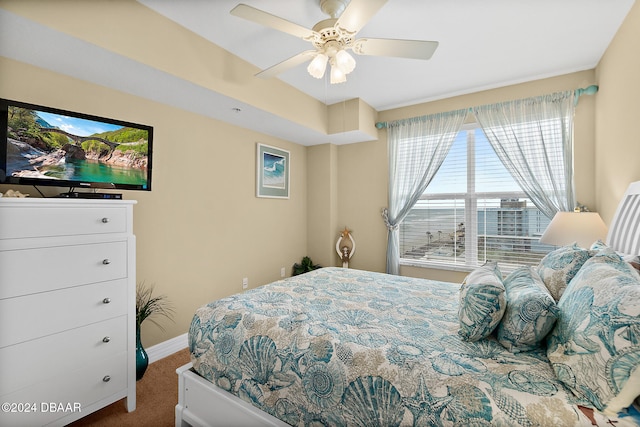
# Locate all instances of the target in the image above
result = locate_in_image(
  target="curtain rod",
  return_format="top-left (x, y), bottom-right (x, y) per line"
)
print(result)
top-left (374, 85), bottom-right (599, 129)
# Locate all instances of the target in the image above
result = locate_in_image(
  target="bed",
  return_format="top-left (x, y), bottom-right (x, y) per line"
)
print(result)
top-left (176, 182), bottom-right (640, 427)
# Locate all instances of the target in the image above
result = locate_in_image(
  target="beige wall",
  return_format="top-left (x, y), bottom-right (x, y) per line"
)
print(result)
top-left (307, 144), bottom-right (339, 267)
top-left (337, 137), bottom-right (389, 273)
top-left (594, 0), bottom-right (640, 223)
top-left (0, 57), bottom-right (308, 347)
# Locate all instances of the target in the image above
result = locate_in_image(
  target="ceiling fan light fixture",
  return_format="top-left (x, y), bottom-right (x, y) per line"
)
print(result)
top-left (307, 53), bottom-right (328, 79)
top-left (335, 49), bottom-right (356, 74)
top-left (232, 1), bottom-right (439, 83)
top-left (330, 60), bottom-right (347, 84)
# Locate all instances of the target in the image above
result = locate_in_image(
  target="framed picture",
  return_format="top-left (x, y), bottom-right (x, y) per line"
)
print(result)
top-left (256, 143), bottom-right (290, 199)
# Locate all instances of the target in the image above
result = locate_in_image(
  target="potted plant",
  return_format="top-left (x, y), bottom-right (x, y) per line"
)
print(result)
top-left (135, 282), bottom-right (174, 380)
top-left (292, 256), bottom-right (321, 276)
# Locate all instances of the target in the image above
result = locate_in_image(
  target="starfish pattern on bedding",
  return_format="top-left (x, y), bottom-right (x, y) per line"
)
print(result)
top-left (402, 375), bottom-right (452, 426)
top-left (277, 336), bottom-right (309, 378)
top-left (588, 293), bottom-right (637, 356)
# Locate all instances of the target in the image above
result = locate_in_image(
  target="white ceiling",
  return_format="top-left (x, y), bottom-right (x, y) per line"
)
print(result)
top-left (0, 1), bottom-right (635, 146)
top-left (139, 0), bottom-right (635, 110)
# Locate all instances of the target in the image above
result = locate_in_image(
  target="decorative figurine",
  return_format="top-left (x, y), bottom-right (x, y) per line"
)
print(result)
top-left (336, 226), bottom-right (356, 268)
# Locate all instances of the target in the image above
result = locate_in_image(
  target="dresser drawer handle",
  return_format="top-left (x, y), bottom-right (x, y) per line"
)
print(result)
top-left (103, 298), bottom-right (111, 304)
top-left (103, 336), bottom-right (111, 343)
top-left (101, 217), bottom-right (110, 224)
top-left (103, 375), bottom-right (111, 382)
top-left (102, 259), bottom-right (111, 265)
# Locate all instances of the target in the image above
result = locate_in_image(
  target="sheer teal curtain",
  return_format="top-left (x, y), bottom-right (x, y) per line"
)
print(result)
top-left (383, 109), bottom-right (468, 275)
top-left (473, 91), bottom-right (576, 219)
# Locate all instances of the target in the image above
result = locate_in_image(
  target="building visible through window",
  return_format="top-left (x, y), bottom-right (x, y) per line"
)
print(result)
top-left (399, 124), bottom-right (556, 270)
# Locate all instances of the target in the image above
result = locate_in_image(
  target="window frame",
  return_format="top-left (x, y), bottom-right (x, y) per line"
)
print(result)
top-left (399, 123), bottom-right (550, 273)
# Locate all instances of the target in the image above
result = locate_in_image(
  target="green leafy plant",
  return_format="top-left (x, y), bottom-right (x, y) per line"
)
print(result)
top-left (292, 256), bottom-right (321, 276)
top-left (136, 282), bottom-right (175, 330)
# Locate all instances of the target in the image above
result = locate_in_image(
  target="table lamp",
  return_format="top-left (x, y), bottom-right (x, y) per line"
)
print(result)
top-left (539, 211), bottom-right (608, 248)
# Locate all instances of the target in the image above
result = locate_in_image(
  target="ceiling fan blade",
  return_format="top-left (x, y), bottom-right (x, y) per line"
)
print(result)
top-left (336, 0), bottom-right (388, 34)
top-left (255, 50), bottom-right (317, 79)
top-left (230, 4), bottom-right (316, 40)
top-left (352, 38), bottom-right (439, 60)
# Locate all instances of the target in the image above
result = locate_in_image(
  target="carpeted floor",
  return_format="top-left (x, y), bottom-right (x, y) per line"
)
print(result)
top-left (69, 348), bottom-right (191, 427)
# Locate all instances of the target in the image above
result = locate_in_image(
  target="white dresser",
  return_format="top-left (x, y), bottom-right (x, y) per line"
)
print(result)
top-left (0, 198), bottom-right (137, 426)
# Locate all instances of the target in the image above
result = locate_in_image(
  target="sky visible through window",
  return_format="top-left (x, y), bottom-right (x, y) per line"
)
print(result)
top-left (420, 128), bottom-right (520, 200)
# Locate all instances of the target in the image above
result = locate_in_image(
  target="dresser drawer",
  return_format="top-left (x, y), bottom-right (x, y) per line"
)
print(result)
top-left (0, 279), bottom-right (128, 348)
top-left (0, 316), bottom-right (128, 396)
top-left (0, 205), bottom-right (128, 239)
top-left (0, 241), bottom-right (128, 299)
top-left (0, 351), bottom-right (128, 427)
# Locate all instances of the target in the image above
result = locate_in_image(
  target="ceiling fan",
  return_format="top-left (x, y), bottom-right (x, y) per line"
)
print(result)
top-left (230, 0), bottom-right (439, 84)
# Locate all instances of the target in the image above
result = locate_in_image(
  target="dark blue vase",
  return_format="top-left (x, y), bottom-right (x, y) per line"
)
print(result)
top-left (136, 324), bottom-right (149, 381)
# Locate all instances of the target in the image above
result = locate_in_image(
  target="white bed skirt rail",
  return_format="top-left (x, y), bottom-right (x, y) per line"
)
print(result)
top-left (176, 363), bottom-right (289, 427)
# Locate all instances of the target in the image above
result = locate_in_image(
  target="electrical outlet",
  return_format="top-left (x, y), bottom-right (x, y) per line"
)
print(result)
top-left (280, 267), bottom-right (286, 278)
top-left (242, 277), bottom-right (248, 289)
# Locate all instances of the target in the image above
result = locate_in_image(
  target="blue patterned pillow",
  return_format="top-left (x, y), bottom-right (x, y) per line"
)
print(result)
top-left (496, 267), bottom-right (558, 353)
top-left (592, 240), bottom-right (640, 275)
top-left (458, 262), bottom-right (506, 342)
top-left (590, 239), bottom-right (608, 251)
top-left (537, 244), bottom-right (593, 301)
top-left (546, 248), bottom-right (640, 414)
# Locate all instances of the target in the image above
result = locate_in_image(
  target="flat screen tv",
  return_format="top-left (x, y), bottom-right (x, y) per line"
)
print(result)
top-left (0, 98), bottom-right (152, 193)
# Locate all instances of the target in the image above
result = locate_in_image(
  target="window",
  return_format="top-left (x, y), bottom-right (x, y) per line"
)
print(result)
top-left (399, 124), bottom-right (556, 271)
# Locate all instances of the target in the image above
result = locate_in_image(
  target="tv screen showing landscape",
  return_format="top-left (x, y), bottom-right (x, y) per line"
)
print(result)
top-left (0, 98), bottom-right (152, 191)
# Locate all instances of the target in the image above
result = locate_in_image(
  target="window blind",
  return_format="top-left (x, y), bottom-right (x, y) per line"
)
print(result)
top-left (399, 125), bottom-right (557, 270)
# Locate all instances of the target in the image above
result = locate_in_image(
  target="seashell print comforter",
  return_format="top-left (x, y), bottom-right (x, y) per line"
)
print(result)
top-left (189, 267), bottom-right (639, 426)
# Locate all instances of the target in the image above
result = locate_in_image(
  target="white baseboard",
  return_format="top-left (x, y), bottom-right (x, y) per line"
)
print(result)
top-left (146, 332), bottom-right (188, 364)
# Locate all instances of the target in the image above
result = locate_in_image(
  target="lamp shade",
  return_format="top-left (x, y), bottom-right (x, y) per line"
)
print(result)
top-left (539, 211), bottom-right (608, 248)
top-left (330, 62), bottom-right (347, 84)
top-left (307, 53), bottom-right (328, 79)
top-left (335, 49), bottom-right (356, 74)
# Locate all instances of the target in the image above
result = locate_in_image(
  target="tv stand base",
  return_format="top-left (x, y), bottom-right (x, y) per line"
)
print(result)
top-left (57, 192), bottom-right (122, 199)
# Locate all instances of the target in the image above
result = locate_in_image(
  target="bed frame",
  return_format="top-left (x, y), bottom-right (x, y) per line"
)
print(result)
top-left (176, 181), bottom-right (640, 427)
top-left (175, 363), bottom-right (288, 427)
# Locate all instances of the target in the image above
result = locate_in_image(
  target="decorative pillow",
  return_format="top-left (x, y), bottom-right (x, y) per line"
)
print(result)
top-left (591, 240), bottom-right (640, 275)
top-left (458, 261), bottom-right (506, 342)
top-left (537, 243), bottom-right (593, 301)
top-left (590, 239), bottom-right (608, 251)
top-left (496, 267), bottom-right (558, 353)
top-left (627, 256), bottom-right (640, 275)
top-left (546, 247), bottom-right (640, 414)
